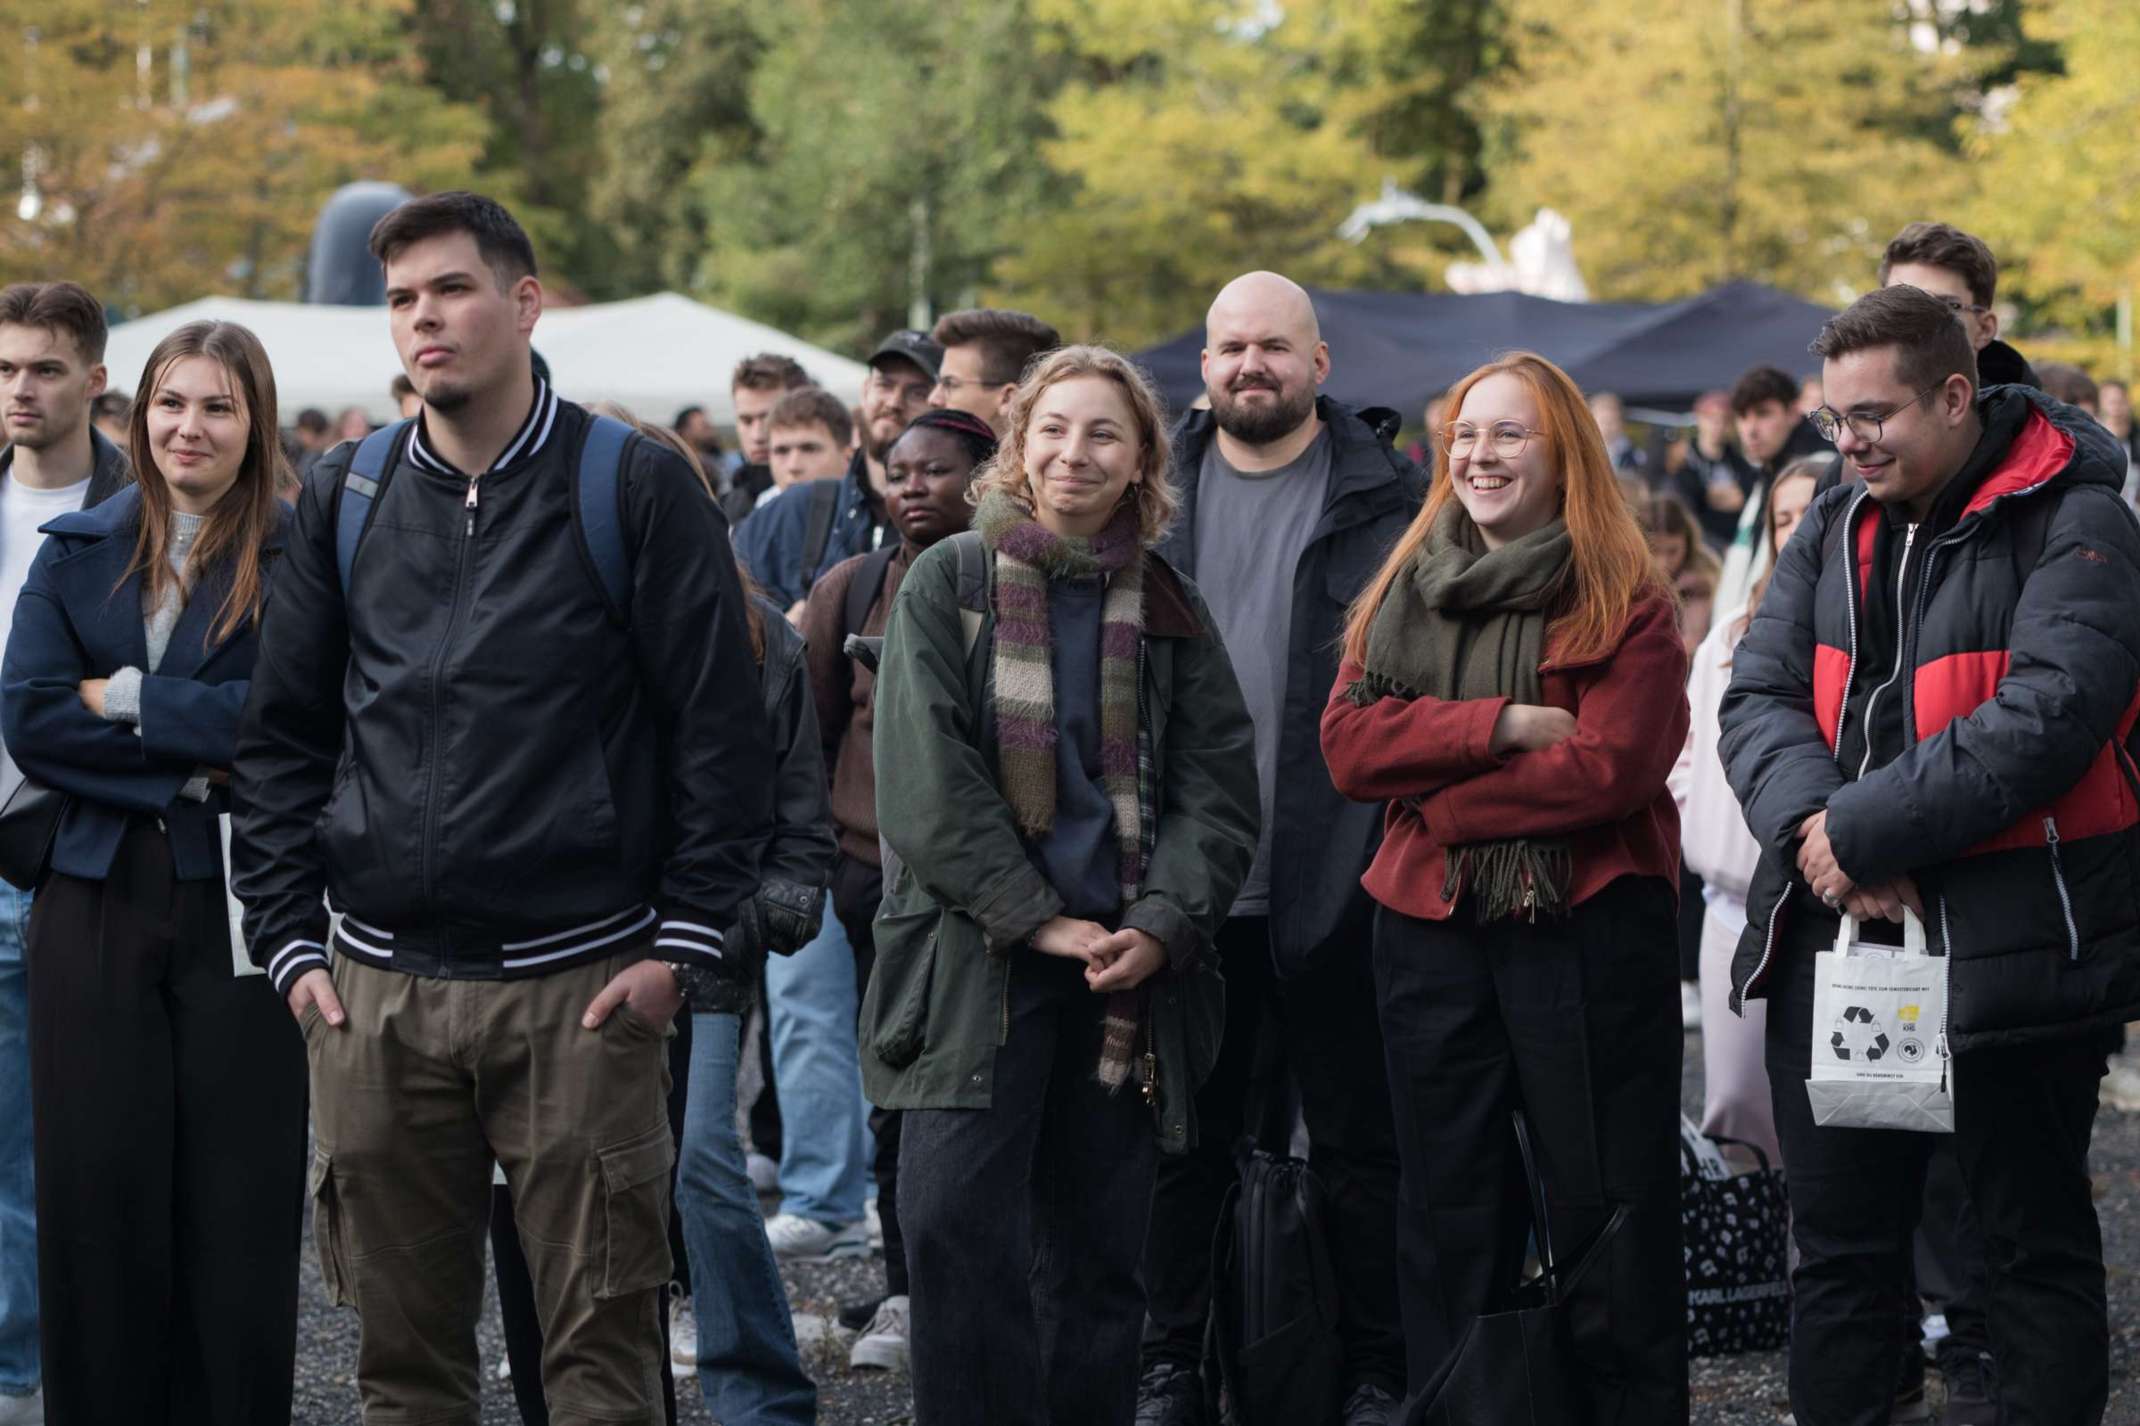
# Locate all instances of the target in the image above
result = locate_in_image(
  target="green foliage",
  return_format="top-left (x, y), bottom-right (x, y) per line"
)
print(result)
top-left (989, 0), bottom-right (1424, 349)
top-left (1966, 0), bottom-right (2140, 328)
top-left (685, 0), bottom-right (1060, 352)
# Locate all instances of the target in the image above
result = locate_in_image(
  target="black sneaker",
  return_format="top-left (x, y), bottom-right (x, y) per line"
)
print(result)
top-left (836, 1293), bottom-right (884, 1332)
top-left (1343, 1381), bottom-right (1400, 1426)
top-left (1937, 1349), bottom-right (1999, 1426)
top-left (1134, 1359), bottom-right (1208, 1426)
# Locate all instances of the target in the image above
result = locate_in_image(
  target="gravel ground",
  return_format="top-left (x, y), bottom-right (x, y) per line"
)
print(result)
top-left (292, 1032), bottom-right (2140, 1423)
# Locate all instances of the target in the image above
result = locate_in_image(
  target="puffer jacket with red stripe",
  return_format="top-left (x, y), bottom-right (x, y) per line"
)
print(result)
top-left (1719, 388), bottom-right (2140, 1049)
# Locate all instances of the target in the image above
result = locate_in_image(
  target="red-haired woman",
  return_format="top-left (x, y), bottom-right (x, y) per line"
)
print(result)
top-left (1321, 351), bottom-right (1690, 1419)
top-left (1, 320), bottom-right (305, 1425)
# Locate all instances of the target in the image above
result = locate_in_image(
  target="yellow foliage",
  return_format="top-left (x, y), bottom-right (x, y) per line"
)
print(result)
top-left (1485, 0), bottom-right (1976, 302)
top-left (0, 0), bottom-right (486, 314)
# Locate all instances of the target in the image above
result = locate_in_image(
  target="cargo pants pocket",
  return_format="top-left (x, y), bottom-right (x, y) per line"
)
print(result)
top-left (594, 1123), bottom-right (675, 1299)
top-left (308, 1146), bottom-right (352, 1307)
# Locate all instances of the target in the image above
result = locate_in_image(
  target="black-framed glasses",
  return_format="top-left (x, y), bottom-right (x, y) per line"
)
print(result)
top-left (1932, 294), bottom-right (1990, 318)
top-left (1808, 384), bottom-right (1942, 445)
top-left (1441, 421), bottom-right (1542, 458)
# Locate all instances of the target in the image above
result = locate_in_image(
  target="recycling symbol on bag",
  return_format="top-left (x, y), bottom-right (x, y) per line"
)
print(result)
top-left (1830, 1005), bottom-right (1890, 1061)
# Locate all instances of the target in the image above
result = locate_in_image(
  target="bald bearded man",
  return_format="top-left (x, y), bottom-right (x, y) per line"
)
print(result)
top-left (1141, 272), bottom-right (1423, 1426)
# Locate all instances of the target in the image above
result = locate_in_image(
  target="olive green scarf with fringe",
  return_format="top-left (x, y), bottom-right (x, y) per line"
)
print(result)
top-left (1343, 504), bottom-right (1575, 922)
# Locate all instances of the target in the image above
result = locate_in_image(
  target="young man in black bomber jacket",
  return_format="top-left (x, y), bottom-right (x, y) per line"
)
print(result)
top-left (231, 192), bottom-right (772, 1425)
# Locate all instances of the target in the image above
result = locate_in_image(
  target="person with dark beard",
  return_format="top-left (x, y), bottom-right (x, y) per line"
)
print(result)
top-left (735, 331), bottom-right (939, 610)
top-left (1138, 272), bottom-right (1422, 1426)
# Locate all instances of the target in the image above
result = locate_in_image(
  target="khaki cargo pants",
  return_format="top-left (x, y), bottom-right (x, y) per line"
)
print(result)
top-left (304, 951), bottom-right (674, 1426)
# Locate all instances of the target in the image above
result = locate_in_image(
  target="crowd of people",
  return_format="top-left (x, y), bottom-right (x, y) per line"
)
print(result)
top-left (0, 191), bottom-right (2132, 1426)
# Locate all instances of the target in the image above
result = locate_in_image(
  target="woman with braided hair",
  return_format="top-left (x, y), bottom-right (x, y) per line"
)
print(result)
top-left (1320, 351), bottom-right (1691, 1420)
top-left (861, 346), bottom-right (1258, 1423)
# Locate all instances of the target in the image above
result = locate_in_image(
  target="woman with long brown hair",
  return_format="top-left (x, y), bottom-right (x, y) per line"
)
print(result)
top-left (1320, 351), bottom-right (1691, 1420)
top-left (0, 320), bottom-right (305, 1425)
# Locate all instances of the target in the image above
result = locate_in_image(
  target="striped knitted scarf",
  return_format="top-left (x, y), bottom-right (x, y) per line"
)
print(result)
top-left (974, 488), bottom-right (1149, 1091)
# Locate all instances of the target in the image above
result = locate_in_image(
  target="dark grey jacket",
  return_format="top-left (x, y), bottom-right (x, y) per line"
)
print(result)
top-left (1161, 397), bottom-right (1426, 975)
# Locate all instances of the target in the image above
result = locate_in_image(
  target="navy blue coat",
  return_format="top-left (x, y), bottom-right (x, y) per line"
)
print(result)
top-left (0, 487), bottom-right (287, 882)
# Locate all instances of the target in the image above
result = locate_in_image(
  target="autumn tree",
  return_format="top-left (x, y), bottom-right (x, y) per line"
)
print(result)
top-left (1965, 0), bottom-right (2140, 341)
top-left (1481, 0), bottom-right (1984, 301)
top-left (988, 0), bottom-right (1420, 349)
top-left (684, 0), bottom-right (1059, 353)
top-left (0, 0), bottom-right (484, 315)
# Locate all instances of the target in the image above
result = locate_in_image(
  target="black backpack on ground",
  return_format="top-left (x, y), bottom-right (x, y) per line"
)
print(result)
top-left (1206, 1145), bottom-right (1346, 1425)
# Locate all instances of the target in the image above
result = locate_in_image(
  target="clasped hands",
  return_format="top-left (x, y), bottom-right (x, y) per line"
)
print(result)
top-left (1796, 810), bottom-right (1922, 923)
top-left (1030, 916), bottom-right (1166, 992)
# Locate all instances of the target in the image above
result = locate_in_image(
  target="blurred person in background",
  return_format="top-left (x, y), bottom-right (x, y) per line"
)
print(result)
top-left (0, 280), bottom-right (130, 1426)
top-left (1590, 390), bottom-right (1645, 474)
top-left (1668, 456), bottom-right (1821, 1169)
top-left (927, 308), bottom-right (1061, 435)
top-left (726, 354), bottom-right (814, 523)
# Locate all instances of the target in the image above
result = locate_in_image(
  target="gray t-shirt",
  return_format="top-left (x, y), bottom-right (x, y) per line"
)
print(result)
top-left (1193, 428), bottom-right (1332, 915)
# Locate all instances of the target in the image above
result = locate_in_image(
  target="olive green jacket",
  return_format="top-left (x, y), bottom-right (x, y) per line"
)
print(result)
top-left (860, 534), bottom-right (1260, 1152)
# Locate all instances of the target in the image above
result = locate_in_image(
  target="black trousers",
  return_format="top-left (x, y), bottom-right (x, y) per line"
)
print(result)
top-left (900, 951), bottom-right (1157, 1425)
top-left (834, 853), bottom-right (906, 1297)
top-left (27, 819), bottom-right (308, 1425)
top-left (1373, 877), bottom-right (1688, 1423)
top-left (1764, 921), bottom-right (2111, 1426)
top-left (1142, 915), bottom-right (1404, 1391)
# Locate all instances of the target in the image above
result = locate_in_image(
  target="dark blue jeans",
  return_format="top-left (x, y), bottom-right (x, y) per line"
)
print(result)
top-left (899, 952), bottom-right (1158, 1426)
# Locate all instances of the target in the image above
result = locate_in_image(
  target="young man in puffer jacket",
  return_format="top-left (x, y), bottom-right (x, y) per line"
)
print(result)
top-left (1720, 283), bottom-right (2140, 1426)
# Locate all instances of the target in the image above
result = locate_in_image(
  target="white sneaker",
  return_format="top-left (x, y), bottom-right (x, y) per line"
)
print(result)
top-left (1680, 979), bottom-right (1703, 1030)
top-left (848, 1293), bottom-right (909, 1373)
top-left (864, 1196), bottom-right (884, 1252)
top-left (670, 1295), bottom-right (699, 1368)
top-left (764, 1212), bottom-right (870, 1262)
top-left (747, 1152), bottom-right (780, 1196)
top-left (0, 1390), bottom-right (41, 1426)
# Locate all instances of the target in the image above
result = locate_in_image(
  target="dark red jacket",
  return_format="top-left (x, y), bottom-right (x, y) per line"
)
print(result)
top-left (1320, 594), bottom-right (1688, 923)
top-left (1721, 390), bottom-right (2140, 1049)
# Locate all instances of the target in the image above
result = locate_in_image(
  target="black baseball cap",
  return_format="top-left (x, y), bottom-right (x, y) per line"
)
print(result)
top-left (868, 329), bottom-right (943, 381)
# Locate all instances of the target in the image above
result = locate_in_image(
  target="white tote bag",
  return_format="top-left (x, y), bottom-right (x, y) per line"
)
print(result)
top-left (1805, 909), bottom-right (1955, 1133)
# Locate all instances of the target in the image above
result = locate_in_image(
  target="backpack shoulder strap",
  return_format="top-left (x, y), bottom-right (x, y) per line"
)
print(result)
top-left (842, 544), bottom-right (900, 647)
top-left (335, 419), bottom-right (412, 597)
top-left (948, 529), bottom-right (988, 655)
top-left (798, 479), bottom-right (844, 593)
top-left (574, 413), bottom-right (636, 625)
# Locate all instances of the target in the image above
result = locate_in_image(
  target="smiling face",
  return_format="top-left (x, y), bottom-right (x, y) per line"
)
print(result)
top-left (886, 426), bottom-right (981, 548)
top-left (0, 323), bottom-right (103, 455)
top-left (1820, 346), bottom-right (1975, 518)
top-left (1446, 371), bottom-right (1562, 549)
top-left (1201, 272), bottom-right (1329, 447)
top-left (1024, 375), bottom-right (1144, 538)
top-left (145, 354), bottom-right (250, 514)
top-left (383, 231), bottom-right (540, 416)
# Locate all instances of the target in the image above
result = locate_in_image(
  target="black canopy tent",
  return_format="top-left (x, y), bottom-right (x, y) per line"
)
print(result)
top-left (1133, 280), bottom-right (1836, 420)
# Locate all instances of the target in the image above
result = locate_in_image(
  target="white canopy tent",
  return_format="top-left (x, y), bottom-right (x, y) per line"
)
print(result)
top-left (104, 292), bottom-right (869, 429)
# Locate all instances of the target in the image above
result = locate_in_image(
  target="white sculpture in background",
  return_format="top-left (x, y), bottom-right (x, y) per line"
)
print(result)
top-left (1338, 180), bottom-right (1590, 302)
